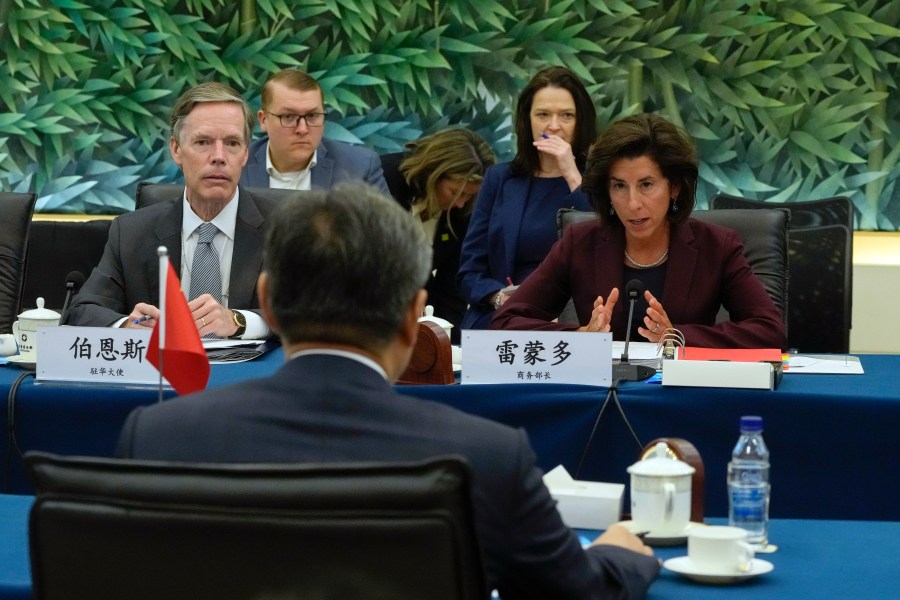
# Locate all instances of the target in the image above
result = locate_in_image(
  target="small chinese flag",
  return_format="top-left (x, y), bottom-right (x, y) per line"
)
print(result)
top-left (148, 255), bottom-right (209, 395)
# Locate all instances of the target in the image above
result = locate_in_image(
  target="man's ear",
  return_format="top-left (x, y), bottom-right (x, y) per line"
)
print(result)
top-left (169, 136), bottom-right (183, 168)
top-left (400, 290), bottom-right (427, 348)
top-left (257, 272), bottom-right (280, 334)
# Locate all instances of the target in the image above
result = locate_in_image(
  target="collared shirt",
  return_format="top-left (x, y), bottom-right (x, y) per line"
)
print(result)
top-left (266, 141), bottom-right (318, 190)
top-left (181, 189), bottom-right (238, 301)
top-left (111, 189), bottom-right (268, 339)
top-left (288, 348), bottom-right (389, 381)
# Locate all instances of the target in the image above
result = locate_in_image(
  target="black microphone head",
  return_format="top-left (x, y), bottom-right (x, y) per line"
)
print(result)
top-left (65, 271), bottom-right (86, 291)
top-left (625, 278), bottom-right (645, 299)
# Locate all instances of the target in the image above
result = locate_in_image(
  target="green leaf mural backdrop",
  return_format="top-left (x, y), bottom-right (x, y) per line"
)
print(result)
top-left (0, 0), bottom-right (897, 228)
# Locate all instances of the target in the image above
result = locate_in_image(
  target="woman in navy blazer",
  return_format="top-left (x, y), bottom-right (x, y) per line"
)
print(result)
top-left (457, 66), bottom-right (596, 329)
top-left (493, 114), bottom-right (787, 350)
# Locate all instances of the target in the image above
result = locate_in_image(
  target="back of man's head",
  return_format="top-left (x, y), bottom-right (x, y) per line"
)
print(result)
top-left (263, 183), bottom-right (432, 352)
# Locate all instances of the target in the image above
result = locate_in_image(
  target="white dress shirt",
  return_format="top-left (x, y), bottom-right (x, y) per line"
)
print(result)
top-left (266, 141), bottom-right (318, 190)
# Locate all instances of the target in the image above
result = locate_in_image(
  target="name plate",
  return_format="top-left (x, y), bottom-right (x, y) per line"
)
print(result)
top-left (461, 330), bottom-right (612, 385)
top-left (36, 326), bottom-right (171, 387)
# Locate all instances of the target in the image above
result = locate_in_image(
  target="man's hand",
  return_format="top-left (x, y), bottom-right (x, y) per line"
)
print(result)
top-left (590, 523), bottom-right (655, 557)
top-left (188, 294), bottom-right (238, 337)
top-left (123, 303), bottom-right (159, 328)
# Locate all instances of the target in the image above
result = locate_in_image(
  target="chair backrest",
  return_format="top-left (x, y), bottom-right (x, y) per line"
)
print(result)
top-left (21, 220), bottom-right (112, 312)
top-left (786, 224), bottom-right (852, 353)
top-left (709, 194), bottom-right (853, 352)
top-left (556, 208), bottom-right (791, 329)
top-left (709, 194), bottom-right (854, 230)
top-left (692, 209), bottom-right (790, 328)
top-left (0, 192), bottom-right (38, 333)
top-left (380, 151), bottom-right (414, 209)
top-left (26, 452), bottom-right (488, 600)
top-left (135, 182), bottom-right (301, 210)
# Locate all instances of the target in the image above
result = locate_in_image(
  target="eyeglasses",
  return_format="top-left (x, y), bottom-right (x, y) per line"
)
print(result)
top-left (266, 111), bottom-right (327, 128)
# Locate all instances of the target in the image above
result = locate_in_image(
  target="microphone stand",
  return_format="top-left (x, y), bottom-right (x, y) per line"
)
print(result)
top-left (60, 281), bottom-right (76, 324)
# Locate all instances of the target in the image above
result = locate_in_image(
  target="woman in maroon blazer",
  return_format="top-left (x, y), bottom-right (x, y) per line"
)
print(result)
top-left (492, 114), bottom-right (787, 350)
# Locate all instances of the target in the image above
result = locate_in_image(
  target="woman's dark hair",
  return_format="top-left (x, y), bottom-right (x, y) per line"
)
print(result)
top-left (509, 66), bottom-right (597, 177)
top-left (582, 113), bottom-right (699, 226)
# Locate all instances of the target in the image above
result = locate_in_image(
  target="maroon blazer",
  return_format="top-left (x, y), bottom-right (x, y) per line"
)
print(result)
top-left (492, 218), bottom-right (787, 350)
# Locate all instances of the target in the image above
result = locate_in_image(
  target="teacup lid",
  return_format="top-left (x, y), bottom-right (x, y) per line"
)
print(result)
top-left (418, 305), bottom-right (453, 330)
top-left (627, 441), bottom-right (696, 476)
top-left (17, 297), bottom-right (61, 320)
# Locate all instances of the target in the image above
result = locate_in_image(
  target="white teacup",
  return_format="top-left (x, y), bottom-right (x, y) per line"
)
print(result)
top-left (0, 333), bottom-right (17, 357)
top-left (11, 297), bottom-right (61, 361)
top-left (688, 526), bottom-right (755, 573)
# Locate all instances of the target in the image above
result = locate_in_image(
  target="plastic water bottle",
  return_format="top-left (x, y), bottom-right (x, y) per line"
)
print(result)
top-left (727, 415), bottom-right (770, 545)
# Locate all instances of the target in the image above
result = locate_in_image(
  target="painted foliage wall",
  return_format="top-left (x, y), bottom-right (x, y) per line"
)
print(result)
top-left (1, 0), bottom-right (898, 229)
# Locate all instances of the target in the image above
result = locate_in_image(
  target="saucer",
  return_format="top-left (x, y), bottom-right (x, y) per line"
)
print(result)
top-left (3, 355), bottom-right (36, 370)
top-left (616, 520), bottom-right (704, 546)
top-left (664, 556), bottom-right (774, 584)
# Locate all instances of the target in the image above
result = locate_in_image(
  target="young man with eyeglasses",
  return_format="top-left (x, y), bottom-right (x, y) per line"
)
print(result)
top-left (240, 68), bottom-right (389, 194)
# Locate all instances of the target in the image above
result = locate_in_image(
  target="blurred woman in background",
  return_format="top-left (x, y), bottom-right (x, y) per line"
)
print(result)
top-left (386, 128), bottom-right (495, 342)
top-left (457, 66), bottom-right (596, 329)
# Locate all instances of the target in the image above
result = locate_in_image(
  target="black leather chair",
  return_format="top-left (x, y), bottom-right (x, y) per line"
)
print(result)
top-left (709, 194), bottom-right (853, 353)
top-left (0, 192), bottom-right (37, 333)
top-left (556, 208), bottom-right (791, 329)
top-left (26, 452), bottom-right (488, 600)
top-left (135, 182), bottom-right (301, 209)
top-left (21, 220), bottom-right (112, 312)
top-left (380, 151), bottom-right (414, 209)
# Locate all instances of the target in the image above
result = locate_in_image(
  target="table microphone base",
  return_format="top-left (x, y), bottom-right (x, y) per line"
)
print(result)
top-left (613, 362), bottom-right (656, 382)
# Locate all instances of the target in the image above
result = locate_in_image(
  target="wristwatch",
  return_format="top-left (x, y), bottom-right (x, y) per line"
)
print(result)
top-left (492, 293), bottom-right (502, 310)
top-left (230, 310), bottom-right (247, 338)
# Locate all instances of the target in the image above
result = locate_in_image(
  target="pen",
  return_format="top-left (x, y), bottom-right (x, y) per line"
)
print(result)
top-left (540, 132), bottom-right (550, 139)
top-left (133, 315), bottom-right (153, 325)
top-left (506, 277), bottom-right (514, 287)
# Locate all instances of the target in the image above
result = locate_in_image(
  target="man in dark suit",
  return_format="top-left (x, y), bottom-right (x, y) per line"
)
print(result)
top-left (116, 183), bottom-right (660, 599)
top-left (65, 82), bottom-right (272, 339)
top-left (239, 68), bottom-right (389, 194)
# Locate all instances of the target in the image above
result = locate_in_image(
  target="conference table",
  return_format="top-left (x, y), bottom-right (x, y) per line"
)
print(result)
top-left (1, 351), bottom-right (898, 522)
top-left (1, 492), bottom-right (896, 599)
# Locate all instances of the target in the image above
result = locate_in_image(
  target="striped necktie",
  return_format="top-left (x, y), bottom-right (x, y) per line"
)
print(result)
top-left (189, 222), bottom-right (222, 304)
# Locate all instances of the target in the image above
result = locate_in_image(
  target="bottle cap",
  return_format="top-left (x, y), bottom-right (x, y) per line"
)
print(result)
top-left (739, 415), bottom-right (763, 432)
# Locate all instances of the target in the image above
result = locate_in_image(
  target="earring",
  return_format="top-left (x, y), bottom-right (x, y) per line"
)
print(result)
top-left (609, 206), bottom-right (615, 216)
top-left (671, 198), bottom-right (679, 212)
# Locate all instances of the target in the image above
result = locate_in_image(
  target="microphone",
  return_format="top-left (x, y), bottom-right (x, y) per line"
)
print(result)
top-left (612, 278), bottom-right (656, 382)
top-left (60, 270), bottom-right (85, 324)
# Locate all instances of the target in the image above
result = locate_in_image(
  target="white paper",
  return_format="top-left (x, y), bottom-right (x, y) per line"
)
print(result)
top-left (786, 354), bottom-right (864, 374)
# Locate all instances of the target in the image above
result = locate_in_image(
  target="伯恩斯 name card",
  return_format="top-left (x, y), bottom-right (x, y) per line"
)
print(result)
top-left (36, 326), bottom-right (171, 387)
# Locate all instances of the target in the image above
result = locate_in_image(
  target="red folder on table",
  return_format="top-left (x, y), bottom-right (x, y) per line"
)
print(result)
top-left (677, 347), bottom-right (784, 363)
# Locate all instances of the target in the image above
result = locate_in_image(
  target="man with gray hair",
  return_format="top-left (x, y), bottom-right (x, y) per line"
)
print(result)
top-left (66, 82), bottom-right (276, 339)
top-left (116, 183), bottom-right (660, 599)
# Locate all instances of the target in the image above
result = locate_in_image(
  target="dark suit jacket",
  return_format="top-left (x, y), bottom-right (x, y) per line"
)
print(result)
top-left (240, 137), bottom-right (390, 195)
top-left (427, 209), bottom-right (470, 344)
top-left (117, 354), bottom-right (660, 599)
top-left (493, 218), bottom-right (787, 349)
top-left (458, 163), bottom-right (590, 329)
top-left (65, 187), bottom-right (277, 327)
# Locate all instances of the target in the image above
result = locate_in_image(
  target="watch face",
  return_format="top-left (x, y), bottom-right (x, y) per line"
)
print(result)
top-left (233, 311), bottom-right (246, 327)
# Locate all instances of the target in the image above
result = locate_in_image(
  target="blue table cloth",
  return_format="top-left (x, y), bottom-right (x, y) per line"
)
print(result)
top-left (2, 352), bottom-right (898, 520)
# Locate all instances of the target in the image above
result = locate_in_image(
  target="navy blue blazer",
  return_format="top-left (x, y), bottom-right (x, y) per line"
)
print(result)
top-left (117, 354), bottom-right (660, 600)
top-left (65, 187), bottom-right (276, 327)
top-left (457, 163), bottom-right (590, 329)
top-left (240, 137), bottom-right (389, 195)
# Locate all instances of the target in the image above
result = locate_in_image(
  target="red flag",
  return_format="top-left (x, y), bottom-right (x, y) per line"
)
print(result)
top-left (148, 260), bottom-right (210, 395)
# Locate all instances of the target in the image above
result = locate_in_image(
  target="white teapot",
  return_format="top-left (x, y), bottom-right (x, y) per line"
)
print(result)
top-left (418, 305), bottom-right (453, 341)
top-left (12, 297), bottom-right (61, 360)
top-left (627, 441), bottom-right (696, 536)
